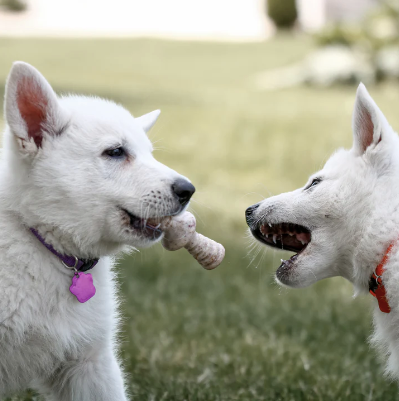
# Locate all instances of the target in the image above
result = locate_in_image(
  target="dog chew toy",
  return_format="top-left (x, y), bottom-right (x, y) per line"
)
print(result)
top-left (161, 211), bottom-right (225, 270)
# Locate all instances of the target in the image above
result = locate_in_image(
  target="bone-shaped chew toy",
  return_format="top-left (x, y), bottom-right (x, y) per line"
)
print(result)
top-left (161, 211), bottom-right (225, 270)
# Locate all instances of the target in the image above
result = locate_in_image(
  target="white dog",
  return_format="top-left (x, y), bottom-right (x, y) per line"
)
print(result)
top-left (246, 83), bottom-right (399, 379)
top-left (0, 62), bottom-right (195, 400)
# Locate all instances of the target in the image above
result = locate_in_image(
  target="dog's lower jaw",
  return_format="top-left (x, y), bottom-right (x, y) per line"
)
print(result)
top-left (117, 203), bottom-right (190, 249)
top-left (275, 268), bottom-right (309, 289)
top-left (275, 273), bottom-right (295, 289)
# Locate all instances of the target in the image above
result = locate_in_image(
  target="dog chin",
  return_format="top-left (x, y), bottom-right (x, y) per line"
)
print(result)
top-left (275, 261), bottom-right (303, 288)
top-left (130, 232), bottom-right (164, 249)
top-left (275, 248), bottom-right (319, 288)
top-left (275, 269), bottom-right (310, 289)
top-left (275, 257), bottom-right (334, 289)
top-left (275, 269), bottom-right (316, 289)
top-left (115, 204), bottom-right (189, 249)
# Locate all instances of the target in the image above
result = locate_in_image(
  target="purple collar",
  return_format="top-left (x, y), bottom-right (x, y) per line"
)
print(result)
top-left (30, 228), bottom-right (99, 272)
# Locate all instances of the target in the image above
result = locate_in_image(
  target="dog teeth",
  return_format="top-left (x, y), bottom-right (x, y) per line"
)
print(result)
top-left (155, 223), bottom-right (161, 229)
top-left (296, 232), bottom-right (310, 245)
top-left (258, 222), bottom-right (311, 247)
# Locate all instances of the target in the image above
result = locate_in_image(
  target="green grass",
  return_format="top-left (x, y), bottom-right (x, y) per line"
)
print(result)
top-left (2, 35), bottom-right (399, 400)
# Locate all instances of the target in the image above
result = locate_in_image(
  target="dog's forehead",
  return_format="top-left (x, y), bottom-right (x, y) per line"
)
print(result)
top-left (322, 149), bottom-right (354, 176)
top-left (59, 95), bottom-right (152, 151)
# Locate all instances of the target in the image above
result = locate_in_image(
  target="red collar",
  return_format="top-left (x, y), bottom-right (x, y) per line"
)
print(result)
top-left (369, 242), bottom-right (396, 313)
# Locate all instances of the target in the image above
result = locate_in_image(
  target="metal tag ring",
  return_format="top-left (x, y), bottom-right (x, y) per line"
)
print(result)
top-left (62, 256), bottom-right (79, 273)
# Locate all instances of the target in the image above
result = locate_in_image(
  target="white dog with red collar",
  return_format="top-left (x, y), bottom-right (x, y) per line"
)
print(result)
top-left (247, 83), bottom-right (399, 381)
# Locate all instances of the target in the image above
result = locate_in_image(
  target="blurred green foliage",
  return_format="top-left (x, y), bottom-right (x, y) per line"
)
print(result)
top-left (267, 0), bottom-right (297, 30)
top-left (315, 0), bottom-right (399, 50)
top-left (0, 36), bottom-right (399, 400)
top-left (0, 0), bottom-right (26, 12)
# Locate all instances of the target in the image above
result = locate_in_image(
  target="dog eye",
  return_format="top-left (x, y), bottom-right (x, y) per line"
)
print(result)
top-left (104, 147), bottom-right (125, 158)
top-left (306, 178), bottom-right (322, 190)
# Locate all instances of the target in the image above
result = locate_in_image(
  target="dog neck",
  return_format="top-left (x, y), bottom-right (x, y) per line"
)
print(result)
top-left (27, 219), bottom-right (111, 259)
top-left (30, 227), bottom-right (99, 272)
top-left (24, 221), bottom-right (127, 259)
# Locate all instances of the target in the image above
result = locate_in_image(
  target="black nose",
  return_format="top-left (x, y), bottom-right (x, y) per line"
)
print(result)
top-left (245, 203), bottom-right (259, 225)
top-left (172, 179), bottom-right (196, 206)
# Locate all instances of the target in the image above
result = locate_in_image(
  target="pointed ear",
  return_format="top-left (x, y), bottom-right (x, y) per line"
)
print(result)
top-left (352, 83), bottom-right (386, 156)
top-left (4, 62), bottom-right (66, 153)
top-left (135, 110), bottom-right (160, 133)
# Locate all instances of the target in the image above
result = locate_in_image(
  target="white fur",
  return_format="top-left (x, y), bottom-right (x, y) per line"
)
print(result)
top-left (248, 83), bottom-right (399, 379)
top-left (0, 62), bottom-right (191, 400)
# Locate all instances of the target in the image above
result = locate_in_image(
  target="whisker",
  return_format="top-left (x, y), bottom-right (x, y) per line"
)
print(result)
top-left (188, 204), bottom-right (206, 226)
top-left (237, 191), bottom-right (267, 202)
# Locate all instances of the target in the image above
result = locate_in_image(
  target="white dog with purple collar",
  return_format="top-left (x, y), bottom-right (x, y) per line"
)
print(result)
top-left (0, 62), bottom-right (196, 400)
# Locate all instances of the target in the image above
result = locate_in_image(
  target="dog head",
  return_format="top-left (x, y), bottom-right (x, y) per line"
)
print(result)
top-left (3, 62), bottom-right (195, 255)
top-left (246, 83), bottom-right (399, 291)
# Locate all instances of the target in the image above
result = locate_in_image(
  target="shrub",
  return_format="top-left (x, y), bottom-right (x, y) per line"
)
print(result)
top-left (1, 0), bottom-right (27, 12)
top-left (267, 0), bottom-right (298, 30)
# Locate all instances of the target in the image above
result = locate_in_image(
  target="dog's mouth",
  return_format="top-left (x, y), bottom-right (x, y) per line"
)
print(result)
top-left (121, 208), bottom-right (163, 241)
top-left (252, 222), bottom-right (311, 271)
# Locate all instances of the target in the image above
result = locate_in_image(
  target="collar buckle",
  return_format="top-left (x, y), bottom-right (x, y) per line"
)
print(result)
top-left (62, 255), bottom-right (79, 274)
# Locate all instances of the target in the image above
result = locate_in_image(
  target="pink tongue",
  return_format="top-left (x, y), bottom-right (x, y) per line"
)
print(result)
top-left (296, 233), bottom-right (310, 243)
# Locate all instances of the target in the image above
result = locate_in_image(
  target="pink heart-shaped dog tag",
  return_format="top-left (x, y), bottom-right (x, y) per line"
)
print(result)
top-left (69, 273), bottom-right (96, 303)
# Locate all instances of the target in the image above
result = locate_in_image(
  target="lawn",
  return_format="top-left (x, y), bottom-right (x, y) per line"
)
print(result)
top-left (1, 35), bottom-right (399, 400)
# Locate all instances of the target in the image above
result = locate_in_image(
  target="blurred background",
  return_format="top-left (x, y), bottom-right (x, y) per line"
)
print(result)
top-left (1, 0), bottom-right (399, 400)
